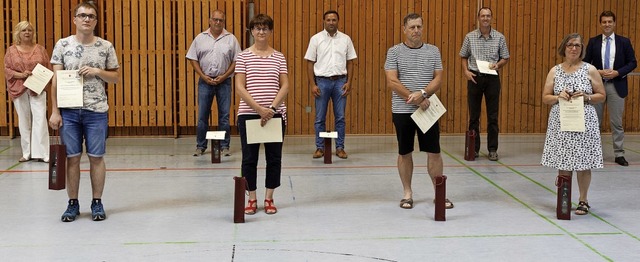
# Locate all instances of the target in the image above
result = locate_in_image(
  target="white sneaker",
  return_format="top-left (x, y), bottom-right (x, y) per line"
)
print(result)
top-left (222, 148), bottom-right (231, 156)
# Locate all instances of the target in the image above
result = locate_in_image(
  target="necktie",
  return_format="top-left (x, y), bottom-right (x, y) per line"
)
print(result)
top-left (604, 36), bottom-right (611, 69)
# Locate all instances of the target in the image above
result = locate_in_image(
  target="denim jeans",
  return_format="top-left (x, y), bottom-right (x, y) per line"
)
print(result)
top-left (314, 76), bottom-right (347, 149)
top-left (196, 77), bottom-right (231, 150)
top-left (238, 114), bottom-right (286, 191)
top-left (60, 109), bottom-right (108, 158)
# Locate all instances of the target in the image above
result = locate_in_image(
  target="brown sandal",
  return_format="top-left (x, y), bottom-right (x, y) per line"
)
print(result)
top-left (575, 201), bottom-right (590, 215)
top-left (400, 198), bottom-right (414, 209)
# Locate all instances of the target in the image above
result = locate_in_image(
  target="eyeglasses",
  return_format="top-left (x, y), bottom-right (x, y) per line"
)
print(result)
top-left (566, 43), bottom-right (582, 49)
top-left (211, 18), bottom-right (224, 23)
top-left (75, 13), bottom-right (97, 21)
top-left (252, 27), bottom-right (271, 33)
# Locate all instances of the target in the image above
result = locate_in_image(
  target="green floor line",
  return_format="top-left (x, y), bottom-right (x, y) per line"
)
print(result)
top-left (498, 159), bottom-right (640, 243)
top-left (442, 150), bottom-right (612, 261)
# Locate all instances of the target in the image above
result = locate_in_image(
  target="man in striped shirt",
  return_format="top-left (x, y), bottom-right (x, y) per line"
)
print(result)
top-left (384, 13), bottom-right (453, 210)
top-left (459, 7), bottom-right (510, 161)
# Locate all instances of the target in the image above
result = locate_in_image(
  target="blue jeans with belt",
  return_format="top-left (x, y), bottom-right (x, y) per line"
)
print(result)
top-left (314, 76), bottom-right (347, 149)
top-left (196, 77), bottom-right (231, 150)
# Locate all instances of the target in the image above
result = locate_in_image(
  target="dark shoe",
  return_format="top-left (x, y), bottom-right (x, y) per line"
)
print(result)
top-left (475, 152), bottom-right (479, 158)
top-left (488, 151), bottom-right (499, 161)
top-left (90, 199), bottom-right (106, 221)
top-left (61, 200), bottom-right (80, 222)
top-left (615, 157), bottom-right (629, 166)
top-left (399, 198), bottom-right (414, 209)
top-left (193, 148), bottom-right (205, 156)
top-left (575, 201), bottom-right (590, 215)
top-left (313, 148), bottom-right (324, 158)
top-left (336, 149), bottom-right (348, 159)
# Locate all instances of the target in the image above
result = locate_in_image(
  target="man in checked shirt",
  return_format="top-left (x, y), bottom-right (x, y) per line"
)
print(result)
top-left (460, 7), bottom-right (510, 161)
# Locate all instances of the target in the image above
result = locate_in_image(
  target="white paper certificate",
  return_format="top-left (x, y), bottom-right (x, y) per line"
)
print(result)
top-left (559, 96), bottom-right (585, 132)
top-left (476, 60), bottom-right (498, 75)
top-left (56, 70), bottom-right (83, 108)
top-left (23, 63), bottom-right (54, 95)
top-left (246, 118), bottom-right (283, 144)
top-left (411, 94), bottom-right (447, 134)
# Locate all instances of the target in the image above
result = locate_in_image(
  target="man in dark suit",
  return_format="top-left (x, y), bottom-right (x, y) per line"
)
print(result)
top-left (584, 11), bottom-right (637, 166)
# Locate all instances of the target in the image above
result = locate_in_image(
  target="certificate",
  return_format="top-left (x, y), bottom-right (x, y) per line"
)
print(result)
top-left (476, 60), bottom-right (498, 75)
top-left (23, 63), bottom-right (53, 95)
top-left (559, 96), bottom-right (585, 132)
top-left (411, 94), bottom-right (447, 134)
top-left (246, 118), bottom-right (283, 144)
top-left (56, 70), bottom-right (83, 108)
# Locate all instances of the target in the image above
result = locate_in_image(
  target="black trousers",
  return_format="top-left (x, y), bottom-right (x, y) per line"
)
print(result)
top-left (238, 114), bottom-right (286, 191)
top-left (467, 72), bottom-right (501, 153)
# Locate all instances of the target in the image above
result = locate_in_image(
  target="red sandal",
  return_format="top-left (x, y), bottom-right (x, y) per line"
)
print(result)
top-left (244, 199), bottom-right (257, 215)
top-left (264, 199), bottom-right (277, 215)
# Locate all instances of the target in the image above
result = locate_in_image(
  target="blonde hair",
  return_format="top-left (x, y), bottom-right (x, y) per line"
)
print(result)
top-left (13, 21), bottom-right (35, 45)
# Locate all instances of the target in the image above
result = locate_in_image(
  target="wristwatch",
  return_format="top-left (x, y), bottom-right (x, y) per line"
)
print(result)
top-left (420, 90), bottom-right (429, 99)
top-left (269, 106), bottom-right (277, 112)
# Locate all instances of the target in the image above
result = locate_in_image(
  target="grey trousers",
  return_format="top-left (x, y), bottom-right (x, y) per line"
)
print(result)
top-left (593, 82), bottom-right (625, 157)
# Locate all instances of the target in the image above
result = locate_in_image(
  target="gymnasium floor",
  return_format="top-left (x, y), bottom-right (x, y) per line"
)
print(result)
top-left (1, 134), bottom-right (638, 261)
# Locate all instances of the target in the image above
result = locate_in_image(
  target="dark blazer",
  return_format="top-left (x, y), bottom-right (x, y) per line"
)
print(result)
top-left (583, 34), bottom-right (637, 98)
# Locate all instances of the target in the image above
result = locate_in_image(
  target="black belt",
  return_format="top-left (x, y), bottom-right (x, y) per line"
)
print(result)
top-left (470, 70), bottom-right (498, 77)
top-left (317, 75), bottom-right (346, 80)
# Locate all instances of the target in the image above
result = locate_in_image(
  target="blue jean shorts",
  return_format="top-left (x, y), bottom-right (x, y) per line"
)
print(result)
top-left (60, 109), bottom-right (108, 158)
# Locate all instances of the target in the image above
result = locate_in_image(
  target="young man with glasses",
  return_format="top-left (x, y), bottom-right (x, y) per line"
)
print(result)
top-left (49, 2), bottom-right (120, 222)
top-left (583, 11), bottom-right (637, 166)
top-left (305, 10), bottom-right (357, 159)
top-left (186, 10), bottom-right (241, 157)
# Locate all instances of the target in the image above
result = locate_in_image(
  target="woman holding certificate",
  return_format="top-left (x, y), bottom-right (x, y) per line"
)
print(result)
top-left (541, 33), bottom-right (605, 216)
top-left (235, 14), bottom-right (289, 215)
top-left (3, 21), bottom-right (50, 163)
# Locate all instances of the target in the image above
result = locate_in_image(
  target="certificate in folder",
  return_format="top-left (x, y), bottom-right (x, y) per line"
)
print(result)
top-left (410, 94), bottom-right (447, 134)
top-left (56, 70), bottom-right (84, 108)
top-left (559, 96), bottom-right (585, 132)
top-left (24, 63), bottom-right (54, 95)
top-left (246, 118), bottom-right (283, 144)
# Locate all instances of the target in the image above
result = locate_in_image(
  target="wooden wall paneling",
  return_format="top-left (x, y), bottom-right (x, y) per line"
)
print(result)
top-left (0, 1), bottom-right (7, 133)
top-left (364, 0), bottom-right (374, 134)
top-left (533, 0), bottom-right (545, 132)
top-left (286, 0), bottom-right (297, 135)
top-left (105, 0), bottom-right (117, 128)
top-left (131, 0), bottom-right (140, 130)
top-left (524, 0), bottom-right (534, 133)
top-left (186, 0), bottom-right (196, 128)
top-left (145, 0), bottom-right (155, 127)
top-left (278, 0), bottom-right (287, 133)
top-left (139, 0), bottom-right (149, 128)
top-left (120, 0), bottom-right (130, 129)
top-left (158, 0), bottom-right (168, 127)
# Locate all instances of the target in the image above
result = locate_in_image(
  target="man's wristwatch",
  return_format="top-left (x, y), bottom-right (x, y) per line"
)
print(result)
top-left (269, 106), bottom-right (277, 112)
top-left (420, 90), bottom-right (429, 99)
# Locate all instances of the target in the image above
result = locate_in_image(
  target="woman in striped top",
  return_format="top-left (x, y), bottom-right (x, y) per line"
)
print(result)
top-left (235, 14), bottom-right (289, 215)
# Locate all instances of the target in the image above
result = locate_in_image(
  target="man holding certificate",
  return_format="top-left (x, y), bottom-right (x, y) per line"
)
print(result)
top-left (384, 13), bottom-right (453, 210)
top-left (459, 7), bottom-right (510, 161)
top-left (541, 33), bottom-right (605, 216)
top-left (49, 2), bottom-right (120, 222)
